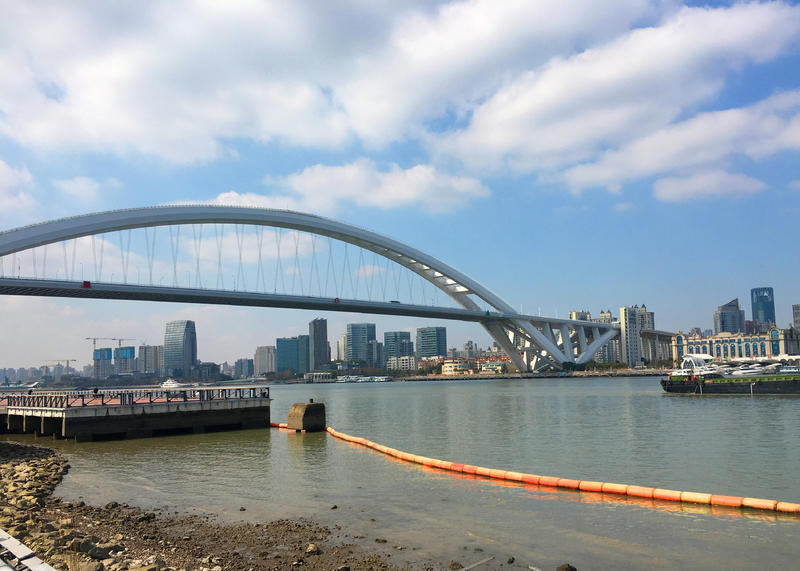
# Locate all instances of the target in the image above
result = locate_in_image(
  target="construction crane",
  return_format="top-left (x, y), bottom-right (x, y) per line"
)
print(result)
top-left (85, 337), bottom-right (138, 377)
top-left (42, 359), bottom-right (78, 376)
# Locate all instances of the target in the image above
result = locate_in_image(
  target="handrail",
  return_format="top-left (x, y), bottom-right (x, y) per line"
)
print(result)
top-left (1, 385), bottom-right (269, 409)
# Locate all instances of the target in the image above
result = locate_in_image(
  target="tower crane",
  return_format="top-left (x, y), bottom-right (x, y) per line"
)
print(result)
top-left (42, 359), bottom-right (78, 375)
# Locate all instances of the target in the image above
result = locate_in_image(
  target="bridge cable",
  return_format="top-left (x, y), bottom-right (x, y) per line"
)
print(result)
top-left (168, 226), bottom-right (180, 287)
top-left (255, 226), bottom-right (266, 293)
top-left (235, 224), bottom-right (246, 292)
top-left (354, 247), bottom-right (364, 299)
top-left (119, 229), bottom-right (132, 284)
top-left (292, 230), bottom-right (303, 296)
top-left (342, 243), bottom-right (354, 298)
top-left (272, 228), bottom-right (282, 293)
top-left (214, 225), bottom-right (225, 290)
top-left (324, 236), bottom-right (338, 298)
top-left (191, 224), bottom-right (204, 288)
top-left (144, 227), bottom-right (157, 285)
top-left (310, 234), bottom-right (323, 298)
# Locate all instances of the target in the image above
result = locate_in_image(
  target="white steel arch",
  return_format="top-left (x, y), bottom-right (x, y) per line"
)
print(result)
top-left (0, 205), bottom-right (618, 370)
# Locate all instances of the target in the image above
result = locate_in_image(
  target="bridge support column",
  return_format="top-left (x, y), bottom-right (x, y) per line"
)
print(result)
top-left (7, 414), bottom-right (23, 433)
top-left (39, 417), bottom-right (62, 437)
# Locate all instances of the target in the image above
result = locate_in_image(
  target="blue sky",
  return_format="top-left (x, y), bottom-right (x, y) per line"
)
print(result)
top-left (1, 0), bottom-right (799, 367)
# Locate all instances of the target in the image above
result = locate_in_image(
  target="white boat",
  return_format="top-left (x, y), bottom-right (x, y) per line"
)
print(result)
top-left (160, 378), bottom-right (186, 388)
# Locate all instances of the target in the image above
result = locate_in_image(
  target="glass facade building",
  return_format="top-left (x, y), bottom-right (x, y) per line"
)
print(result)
top-left (164, 320), bottom-right (197, 377)
top-left (347, 323), bottom-right (376, 363)
top-left (713, 298), bottom-right (745, 334)
top-left (384, 331), bottom-right (413, 360)
top-left (276, 335), bottom-right (310, 374)
top-left (308, 318), bottom-right (328, 371)
top-left (751, 287), bottom-right (776, 325)
top-left (416, 327), bottom-right (447, 358)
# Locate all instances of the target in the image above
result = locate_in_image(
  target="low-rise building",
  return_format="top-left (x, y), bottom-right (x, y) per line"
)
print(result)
top-left (442, 359), bottom-right (470, 375)
top-left (672, 327), bottom-right (800, 362)
top-left (387, 355), bottom-right (417, 372)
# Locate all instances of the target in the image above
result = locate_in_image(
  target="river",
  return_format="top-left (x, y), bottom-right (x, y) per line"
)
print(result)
top-left (10, 377), bottom-right (800, 569)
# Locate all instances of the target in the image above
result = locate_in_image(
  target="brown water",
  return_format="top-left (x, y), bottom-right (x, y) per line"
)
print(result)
top-left (7, 377), bottom-right (800, 569)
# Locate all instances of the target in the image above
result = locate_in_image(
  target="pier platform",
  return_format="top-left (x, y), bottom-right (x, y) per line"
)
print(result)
top-left (0, 385), bottom-right (270, 441)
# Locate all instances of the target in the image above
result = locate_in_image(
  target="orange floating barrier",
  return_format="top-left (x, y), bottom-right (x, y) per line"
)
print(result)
top-left (538, 476), bottom-right (559, 487)
top-left (681, 491), bottom-right (712, 504)
top-left (322, 426), bottom-right (795, 514)
top-left (579, 481), bottom-right (603, 493)
top-left (742, 497), bottom-right (778, 511)
top-left (711, 495), bottom-right (743, 507)
top-left (776, 502), bottom-right (800, 513)
top-left (557, 478), bottom-right (581, 489)
top-left (601, 483), bottom-right (629, 495)
top-left (474, 466), bottom-right (493, 478)
top-left (521, 473), bottom-right (541, 485)
top-left (627, 486), bottom-right (655, 499)
top-left (653, 489), bottom-right (683, 502)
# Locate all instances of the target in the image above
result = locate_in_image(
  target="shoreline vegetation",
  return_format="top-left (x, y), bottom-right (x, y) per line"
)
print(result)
top-left (1, 441), bottom-right (579, 571)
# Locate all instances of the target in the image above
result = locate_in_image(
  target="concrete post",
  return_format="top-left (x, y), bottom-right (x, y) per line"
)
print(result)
top-left (287, 400), bottom-right (326, 432)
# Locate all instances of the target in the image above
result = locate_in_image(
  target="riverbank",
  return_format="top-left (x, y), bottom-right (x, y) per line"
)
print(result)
top-left (0, 441), bottom-right (406, 570)
top-left (2, 440), bottom-right (580, 570)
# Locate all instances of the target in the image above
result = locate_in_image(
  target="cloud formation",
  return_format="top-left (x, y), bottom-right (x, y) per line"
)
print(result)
top-left (652, 171), bottom-right (767, 203)
top-left (215, 159), bottom-right (489, 214)
top-left (0, 160), bottom-right (35, 212)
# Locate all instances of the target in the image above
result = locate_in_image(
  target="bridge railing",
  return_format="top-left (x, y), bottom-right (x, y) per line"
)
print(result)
top-left (1, 385), bottom-right (270, 409)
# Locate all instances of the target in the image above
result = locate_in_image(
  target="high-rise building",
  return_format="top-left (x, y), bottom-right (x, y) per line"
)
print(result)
top-left (793, 304), bottom-right (800, 329)
top-left (297, 334), bottom-right (310, 374)
top-left (276, 336), bottom-right (310, 374)
top-left (254, 346), bottom-right (276, 375)
top-left (336, 334), bottom-right (347, 362)
top-left (309, 318), bottom-right (328, 371)
top-left (591, 310), bottom-right (617, 362)
top-left (569, 310), bottom-right (591, 321)
top-left (235, 358), bottom-right (254, 378)
top-left (93, 348), bottom-right (113, 379)
top-left (347, 323), bottom-right (376, 362)
top-left (751, 287), bottom-right (776, 326)
top-left (714, 299), bottom-right (745, 334)
top-left (276, 337), bottom-right (299, 373)
top-left (138, 345), bottom-right (164, 376)
top-left (114, 346), bottom-right (136, 375)
top-left (619, 306), bottom-right (642, 367)
top-left (384, 331), bottom-right (413, 360)
top-left (367, 340), bottom-right (384, 369)
top-left (416, 327), bottom-right (447, 358)
top-left (164, 320), bottom-right (197, 377)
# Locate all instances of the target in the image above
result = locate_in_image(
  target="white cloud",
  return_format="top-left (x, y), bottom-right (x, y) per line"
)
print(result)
top-left (0, 159), bottom-right (36, 212)
top-left (216, 159), bottom-right (489, 214)
top-left (790, 180), bottom-right (800, 191)
top-left (652, 170), bottom-right (767, 202)
top-left (52, 176), bottom-right (100, 202)
top-left (434, 2), bottom-right (800, 172)
top-left (564, 90), bottom-right (800, 191)
top-left (614, 202), bottom-right (634, 213)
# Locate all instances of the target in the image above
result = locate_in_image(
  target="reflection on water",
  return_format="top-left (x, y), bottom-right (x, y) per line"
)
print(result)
top-left (5, 377), bottom-right (800, 569)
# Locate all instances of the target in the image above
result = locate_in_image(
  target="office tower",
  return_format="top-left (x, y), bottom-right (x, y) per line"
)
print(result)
top-left (619, 306), bottom-right (642, 367)
top-left (367, 340), bottom-right (384, 369)
top-left (298, 335), bottom-right (310, 374)
top-left (794, 304), bottom-right (800, 329)
top-left (416, 327), bottom-right (447, 358)
top-left (254, 346), bottom-right (276, 375)
top-left (337, 334), bottom-right (347, 361)
top-left (138, 345), bottom-right (164, 375)
top-left (309, 318), bottom-right (329, 371)
top-left (751, 287), bottom-right (776, 326)
top-left (384, 331), bottom-right (413, 360)
top-left (164, 320), bottom-right (198, 377)
top-left (276, 337), bottom-right (299, 373)
top-left (235, 358), bottom-right (254, 378)
top-left (93, 348), bottom-right (113, 379)
top-left (714, 299), bottom-right (745, 334)
top-left (114, 346), bottom-right (136, 375)
top-left (347, 323), bottom-right (376, 362)
top-left (276, 336), bottom-right (310, 374)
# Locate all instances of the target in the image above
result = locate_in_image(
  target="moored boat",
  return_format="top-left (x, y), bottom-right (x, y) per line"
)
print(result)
top-left (662, 355), bottom-right (800, 395)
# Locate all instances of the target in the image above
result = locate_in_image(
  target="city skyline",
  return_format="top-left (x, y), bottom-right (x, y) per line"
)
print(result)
top-left (1, 1), bottom-right (799, 367)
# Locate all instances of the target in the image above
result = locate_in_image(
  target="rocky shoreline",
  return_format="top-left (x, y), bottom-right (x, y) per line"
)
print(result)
top-left (1, 441), bottom-right (578, 571)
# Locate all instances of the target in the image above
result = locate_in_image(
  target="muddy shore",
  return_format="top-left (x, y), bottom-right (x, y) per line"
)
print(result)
top-left (1, 441), bottom-right (577, 571)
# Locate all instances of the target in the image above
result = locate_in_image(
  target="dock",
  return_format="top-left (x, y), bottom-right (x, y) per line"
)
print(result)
top-left (0, 385), bottom-right (271, 441)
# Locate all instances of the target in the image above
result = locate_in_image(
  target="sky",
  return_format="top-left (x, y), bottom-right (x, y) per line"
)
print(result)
top-left (1, 0), bottom-right (799, 368)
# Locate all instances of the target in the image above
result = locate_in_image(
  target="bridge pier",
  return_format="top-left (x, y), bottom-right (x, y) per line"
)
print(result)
top-left (38, 416), bottom-right (62, 437)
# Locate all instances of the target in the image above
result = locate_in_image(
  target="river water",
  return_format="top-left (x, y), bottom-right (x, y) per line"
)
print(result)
top-left (10, 377), bottom-right (800, 569)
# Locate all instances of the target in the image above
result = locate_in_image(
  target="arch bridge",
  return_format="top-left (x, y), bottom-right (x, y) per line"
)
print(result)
top-left (0, 206), bottom-right (626, 371)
